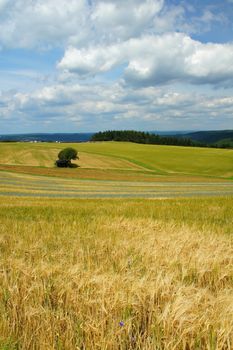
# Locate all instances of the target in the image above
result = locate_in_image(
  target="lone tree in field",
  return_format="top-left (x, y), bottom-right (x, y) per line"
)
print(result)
top-left (55, 147), bottom-right (79, 168)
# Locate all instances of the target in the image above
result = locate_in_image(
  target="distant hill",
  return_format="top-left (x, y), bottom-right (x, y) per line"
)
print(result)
top-left (182, 130), bottom-right (233, 145)
top-left (1, 130), bottom-right (232, 148)
top-left (148, 130), bottom-right (233, 148)
top-left (214, 138), bottom-right (233, 148)
top-left (150, 130), bottom-right (194, 136)
top-left (0, 133), bottom-right (94, 142)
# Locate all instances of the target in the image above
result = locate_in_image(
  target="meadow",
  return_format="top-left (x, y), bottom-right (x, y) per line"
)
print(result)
top-left (0, 142), bottom-right (232, 349)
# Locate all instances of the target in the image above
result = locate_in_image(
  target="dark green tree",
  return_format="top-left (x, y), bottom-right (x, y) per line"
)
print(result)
top-left (58, 148), bottom-right (78, 161)
top-left (55, 148), bottom-right (79, 168)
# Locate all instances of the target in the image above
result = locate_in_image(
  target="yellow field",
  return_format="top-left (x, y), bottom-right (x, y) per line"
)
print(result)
top-left (0, 197), bottom-right (232, 349)
top-left (0, 144), bottom-right (142, 171)
top-left (0, 142), bottom-right (232, 349)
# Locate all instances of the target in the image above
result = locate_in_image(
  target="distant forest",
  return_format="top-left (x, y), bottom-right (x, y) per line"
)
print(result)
top-left (91, 130), bottom-right (233, 148)
top-left (91, 130), bottom-right (201, 147)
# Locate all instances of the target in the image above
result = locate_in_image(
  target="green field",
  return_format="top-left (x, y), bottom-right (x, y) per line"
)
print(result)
top-left (0, 142), bottom-right (232, 198)
top-left (0, 141), bottom-right (233, 178)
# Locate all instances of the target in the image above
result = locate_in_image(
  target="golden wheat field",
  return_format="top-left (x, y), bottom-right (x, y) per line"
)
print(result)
top-left (0, 196), bottom-right (232, 350)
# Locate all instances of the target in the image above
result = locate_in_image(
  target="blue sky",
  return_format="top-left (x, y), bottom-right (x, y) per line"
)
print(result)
top-left (0, 0), bottom-right (233, 133)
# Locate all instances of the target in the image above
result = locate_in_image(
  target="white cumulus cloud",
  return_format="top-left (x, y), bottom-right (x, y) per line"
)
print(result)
top-left (0, 0), bottom-right (233, 132)
top-left (91, 0), bottom-right (164, 41)
top-left (0, 0), bottom-right (217, 49)
top-left (58, 33), bottom-right (233, 87)
top-left (0, 0), bottom-right (88, 49)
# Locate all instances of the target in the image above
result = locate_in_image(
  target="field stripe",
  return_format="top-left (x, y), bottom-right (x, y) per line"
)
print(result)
top-left (0, 171), bottom-right (233, 198)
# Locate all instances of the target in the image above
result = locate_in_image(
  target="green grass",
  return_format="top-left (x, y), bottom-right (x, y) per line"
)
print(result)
top-left (76, 142), bottom-right (233, 178)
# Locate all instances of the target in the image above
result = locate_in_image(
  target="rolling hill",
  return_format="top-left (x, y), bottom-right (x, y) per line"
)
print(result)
top-left (177, 129), bottom-right (233, 146)
top-left (0, 141), bottom-right (232, 179)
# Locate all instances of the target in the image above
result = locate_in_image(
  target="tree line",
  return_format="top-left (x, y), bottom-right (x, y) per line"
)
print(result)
top-left (91, 130), bottom-right (203, 147)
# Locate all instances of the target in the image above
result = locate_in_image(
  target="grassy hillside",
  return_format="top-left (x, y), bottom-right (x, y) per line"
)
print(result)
top-left (77, 142), bottom-right (233, 178)
top-left (0, 196), bottom-right (232, 349)
top-left (0, 141), bottom-right (233, 179)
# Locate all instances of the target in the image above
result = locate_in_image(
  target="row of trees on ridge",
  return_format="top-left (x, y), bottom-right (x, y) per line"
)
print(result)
top-left (91, 130), bottom-right (202, 147)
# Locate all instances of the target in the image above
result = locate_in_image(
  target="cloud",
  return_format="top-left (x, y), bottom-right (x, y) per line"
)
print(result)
top-left (0, 0), bottom-right (233, 133)
top-left (0, 0), bottom-right (164, 49)
top-left (58, 33), bottom-right (233, 88)
top-left (58, 45), bottom-right (124, 76)
top-left (0, 0), bottom-right (9, 12)
top-left (0, 0), bottom-right (89, 49)
top-left (1, 81), bottom-right (233, 132)
top-left (0, 0), bottom-right (220, 49)
top-left (91, 0), bottom-right (164, 41)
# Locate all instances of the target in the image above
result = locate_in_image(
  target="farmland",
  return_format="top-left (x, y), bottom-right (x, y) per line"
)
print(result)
top-left (0, 141), bottom-right (232, 198)
top-left (0, 197), bottom-right (233, 349)
top-left (0, 141), bottom-right (233, 178)
top-left (0, 142), bottom-right (232, 349)
top-left (0, 170), bottom-right (232, 198)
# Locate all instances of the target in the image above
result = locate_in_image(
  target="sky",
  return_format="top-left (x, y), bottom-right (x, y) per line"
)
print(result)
top-left (0, 0), bottom-right (233, 133)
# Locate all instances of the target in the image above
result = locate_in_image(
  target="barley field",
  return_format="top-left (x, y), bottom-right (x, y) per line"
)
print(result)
top-left (0, 196), bottom-right (232, 349)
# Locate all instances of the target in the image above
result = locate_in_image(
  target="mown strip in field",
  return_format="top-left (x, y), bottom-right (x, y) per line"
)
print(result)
top-left (2, 163), bottom-right (223, 183)
top-left (0, 170), bottom-right (232, 198)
